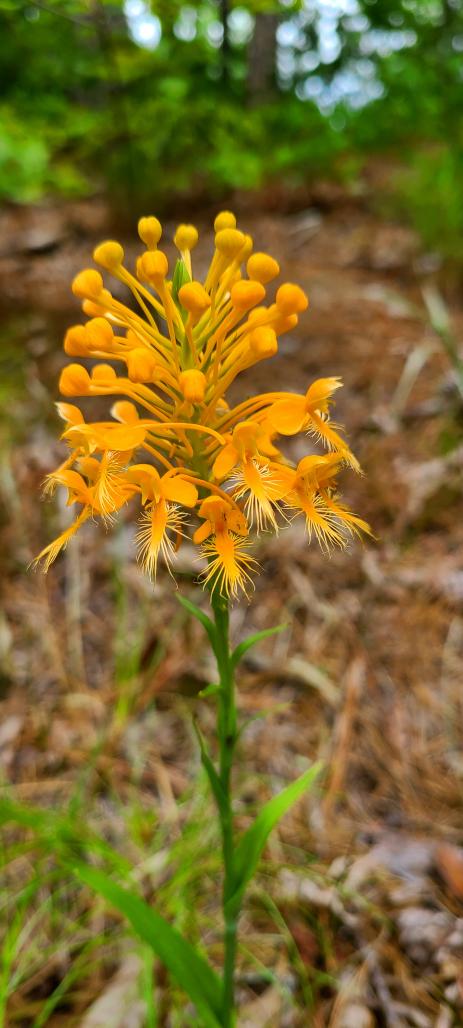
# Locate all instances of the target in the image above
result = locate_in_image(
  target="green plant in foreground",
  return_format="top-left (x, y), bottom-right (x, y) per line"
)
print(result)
top-left (1, 210), bottom-right (369, 1025)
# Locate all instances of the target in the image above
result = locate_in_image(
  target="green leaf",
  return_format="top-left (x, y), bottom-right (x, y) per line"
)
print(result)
top-left (230, 624), bottom-right (288, 672)
top-left (72, 865), bottom-right (223, 1027)
top-left (226, 763), bottom-right (322, 914)
top-left (177, 595), bottom-right (217, 654)
top-left (192, 719), bottom-right (227, 814)
top-left (199, 682), bottom-right (222, 698)
top-left (171, 258), bottom-right (191, 308)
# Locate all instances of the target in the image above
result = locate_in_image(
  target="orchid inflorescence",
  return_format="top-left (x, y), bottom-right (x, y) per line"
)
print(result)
top-left (37, 211), bottom-right (370, 596)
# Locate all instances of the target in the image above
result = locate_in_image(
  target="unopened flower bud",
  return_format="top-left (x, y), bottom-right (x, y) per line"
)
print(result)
top-left (247, 252), bottom-right (280, 284)
top-left (72, 269), bottom-right (104, 300)
top-left (179, 369), bottom-right (207, 404)
top-left (93, 241), bottom-right (124, 271)
top-left (247, 306), bottom-right (271, 327)
top-left (230, 280), bottom-right (265, 311)
top-left (138, 216), bottom-right (162, 249)
top-left (64, 325), bottom-right (88, 356)
top-left (91, 364), bottom-right (117, 386)
top-left (126, 348), bottom-right (158, 383)
top-left (276, 283), bottom-right (308, 315)
top-left (81, 290), bottom-right (111, 317)
top-left (85, 317), bottom-right (114, 350)
top-left (139, 250), bottom-right (168, 283)
top-left (59, 364), bottom-right (91, 396)
top-left (215, 228), bottom-right (245, 259)
top-left (214, 211), bottom-right (236, 232)
top-left (111, 400), bottom-right (139, 424)
top-left (178, 281), bottom-right (211, 317)
top-left (249, 326), bottom-right (278, 359)
top-left (273, 312), bottom-right (298, 334)
top-left (174, 224), bottom-right (199, 252)
top-left (56, 402), bottom-right (84, 425)
top-left (238, 235), bottom-right (253, 260)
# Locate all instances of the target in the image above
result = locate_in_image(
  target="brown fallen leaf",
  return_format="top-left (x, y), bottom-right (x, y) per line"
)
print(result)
top-left (435, 842), bottom-right (463, 900)
top-left (79, 954), bottom-right (145, 1028)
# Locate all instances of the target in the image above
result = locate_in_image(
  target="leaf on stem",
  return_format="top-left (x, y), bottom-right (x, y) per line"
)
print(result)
top-left (226, 762), bottom-right (323, 914)
top-left (199, 682), bottom-right (222, 698)
top-left (230, 624), bottom-right (288, 672)
top-left (192, 719), bottom-right (227, 814)
top-left (177, 594), bottom-right (217, 653)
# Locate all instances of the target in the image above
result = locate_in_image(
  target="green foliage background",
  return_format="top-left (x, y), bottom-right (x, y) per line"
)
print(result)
top-left (1, 0), bottom-right (462, 262)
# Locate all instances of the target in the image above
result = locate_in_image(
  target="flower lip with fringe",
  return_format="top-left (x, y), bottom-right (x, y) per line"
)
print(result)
top-left (36, 211), bottom-right (371, 596)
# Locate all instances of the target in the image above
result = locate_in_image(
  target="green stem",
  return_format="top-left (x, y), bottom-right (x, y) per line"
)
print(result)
top-left (209, 589), bottom-right (238, 1028)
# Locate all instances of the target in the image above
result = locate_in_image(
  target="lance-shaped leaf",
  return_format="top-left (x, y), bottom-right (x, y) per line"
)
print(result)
top-left (230, 624), bottom-right (288, 672)
top-left (172, 257), bottom-right (191, 308)
top-left (225, 762), bottom-right (322, 915)
top-left (72, 865), bottom-right (223, 1027)
top-left (193, 718), bottom-right (227, 816)
top-left (177, 594), bottom-right (217, 654)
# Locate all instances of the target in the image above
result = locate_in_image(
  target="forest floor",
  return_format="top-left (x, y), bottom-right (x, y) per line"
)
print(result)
top-left (1, 184), bottom-right (463, 1027)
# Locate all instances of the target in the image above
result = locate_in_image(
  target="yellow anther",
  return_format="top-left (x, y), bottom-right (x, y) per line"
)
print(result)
top-left (91, 364), bottom-right (118, 385)
top-left (59, 364), bottom-right (91, 396)
top-left (139, 250), bottom-right (169, 283)
top-left (138, 216), bottom-right (162, 249)
top-left (214, 211), bottom-right (236, 232)
top-left (215, 228), bottom-right (246, 259)
top-left (174, 224), bottom-right (199, 252)
top-left (249, 326), bottom-right (278, 359)
top-left (247, 252), bottom-right (280, 284)
top-left (178, 281), bottom-right (211, 317)
top-left (93, 241), bottom-right (124, 271)
top-left (64, 325), bottom-right (89, 357)
top-left (126, 348), bottom-right (158, 384)
top-left (72, 269), bottom-right (104, 300)
top-left (85, 317), bottom-right (114, 349)
top-left (230, 280), bottom-right (265, 311)
top-left (275, 283), bottom-right (309, 315)
top-left (179, 369), bottom-right (207, 404)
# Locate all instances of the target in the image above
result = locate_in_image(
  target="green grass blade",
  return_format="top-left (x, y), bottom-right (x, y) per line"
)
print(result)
top-left (0, 797), bottom-right (222, 1024)
top-left (71, 864), bottom-right (222, 1027)
top-left (230, 624), bottom-right (288, 672)
top-left (226, 763), bottom-right (322, 914)
top-left (0, 796), bottom-right (130, 874)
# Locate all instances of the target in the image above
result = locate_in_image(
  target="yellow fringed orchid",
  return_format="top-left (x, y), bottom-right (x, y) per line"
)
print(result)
top-left (36, 212), bottom-right (370, 595)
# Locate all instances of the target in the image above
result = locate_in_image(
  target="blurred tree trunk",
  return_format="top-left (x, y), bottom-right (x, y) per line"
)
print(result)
top-left (220, 0), bottom-right (230, 85)
top-left (247, 13), bottom-right (279, 102)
